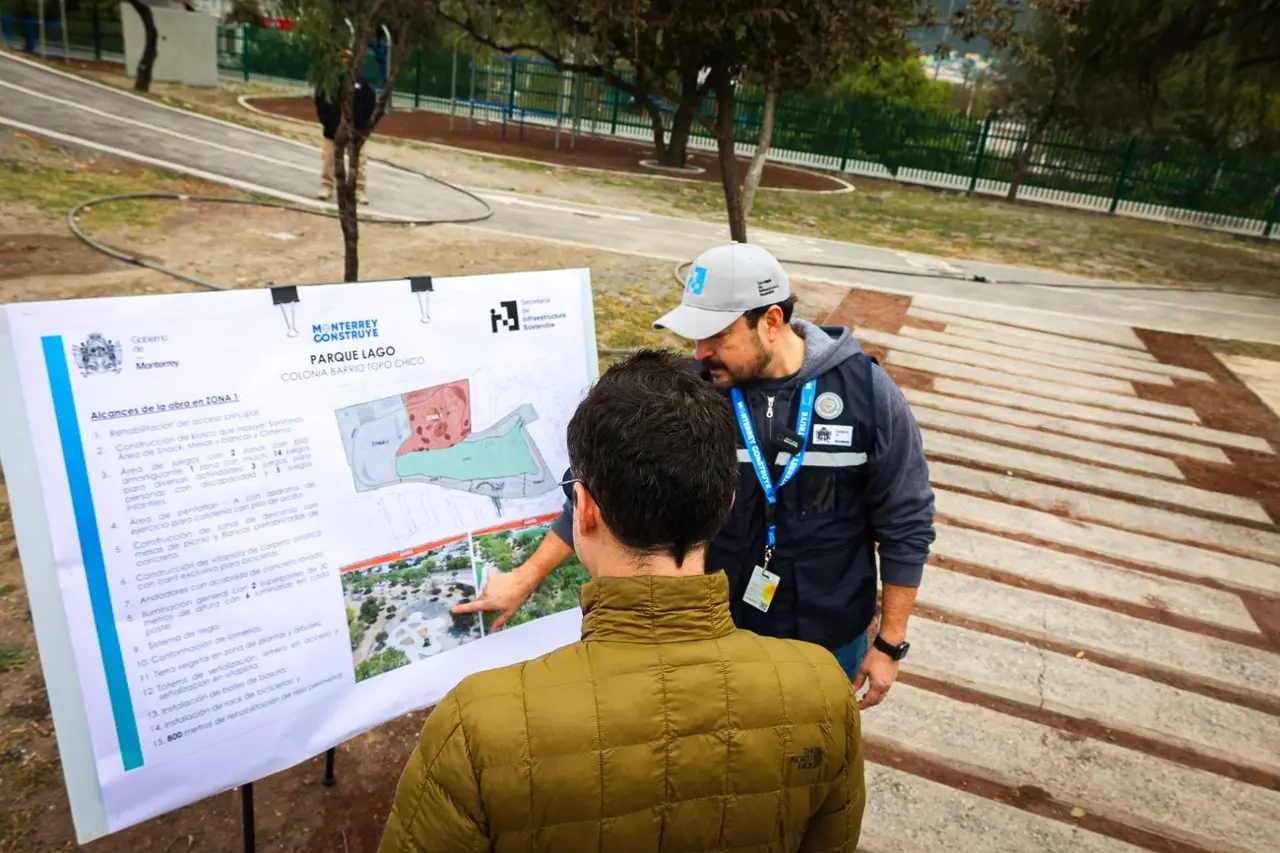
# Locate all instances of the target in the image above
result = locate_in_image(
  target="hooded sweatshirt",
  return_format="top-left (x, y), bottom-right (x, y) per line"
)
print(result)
top-left (551, 319), bottom-right (935, 604)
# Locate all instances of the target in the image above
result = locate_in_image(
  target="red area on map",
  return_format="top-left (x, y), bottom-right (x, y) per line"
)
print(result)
top-left (397, 379), bottom-right (472, 456)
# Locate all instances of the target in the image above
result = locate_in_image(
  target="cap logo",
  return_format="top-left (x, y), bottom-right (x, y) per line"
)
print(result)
top-left (686, 265), bottom-right (708, 295)
top-left (815, 392), bottom-right (843, 419)
top-left (757, 277), bottom-right (779, 298)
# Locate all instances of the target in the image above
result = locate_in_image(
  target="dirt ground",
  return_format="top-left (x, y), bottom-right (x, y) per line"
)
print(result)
top-left (0, 131), bottom-right (851, 853)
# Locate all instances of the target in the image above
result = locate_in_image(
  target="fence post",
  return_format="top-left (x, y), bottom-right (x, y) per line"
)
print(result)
top-left (92, 3), bottom-right (101, 60)
top-left (609, 85), bottom-right (621, 136)
top-left (413, 49), bottom-right (422, 108)
top-left (837, 102), bottom-right (859, 173)
top-left (449, 41), bottom-right (458, 129)
top-left (967, 116), bottom-right (991, 195)
top-left (1109, 137), bottom-right (1137, 215)
top-left (1264, 189), bottom-right (1280, 238)
top-left (241, 26), bottom-right (250, 83)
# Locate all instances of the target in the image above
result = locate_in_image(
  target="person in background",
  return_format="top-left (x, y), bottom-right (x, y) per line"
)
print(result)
top-left (314, 58), bottom-right (375, 205)
top-left (456, 242), bottom-right (936, 710)
top-left (378, 350), bottom-right (865, 853)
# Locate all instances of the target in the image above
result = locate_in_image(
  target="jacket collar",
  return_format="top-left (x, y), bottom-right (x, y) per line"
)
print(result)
top-left (579, 571), bottom-right (737, 643)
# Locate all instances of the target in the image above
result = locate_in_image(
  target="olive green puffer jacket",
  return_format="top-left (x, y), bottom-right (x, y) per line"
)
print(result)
top-left (378, 571), bottom-right (864, 853)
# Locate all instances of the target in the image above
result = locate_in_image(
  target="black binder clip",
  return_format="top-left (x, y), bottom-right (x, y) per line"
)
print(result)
top-left (271, 284), bottom-right (301, 338)
top-left (410, 276), bottom-right (432, 324)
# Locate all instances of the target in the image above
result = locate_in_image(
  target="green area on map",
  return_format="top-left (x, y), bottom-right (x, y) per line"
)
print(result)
top-left (394, 425), bottom-right (539, 481)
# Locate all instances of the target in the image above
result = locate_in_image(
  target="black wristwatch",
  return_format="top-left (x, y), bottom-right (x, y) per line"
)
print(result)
top-left (873, 634), bottom-right (910, 661)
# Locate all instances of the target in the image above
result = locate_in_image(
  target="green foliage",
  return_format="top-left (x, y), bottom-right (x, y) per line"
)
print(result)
top-left (477, 524), bottom-right (588, 633)
top-left (226, 0), bottom-right (264, 26)
top-left (358, 595), bottom-right (381, 625)
top-left (449, 0), bottom-right (922, 236)
top-left (346, 606), bottom-right (362, 650)
top-left (341, 552), bottom-right (461, 595)
top-left (450, 608), bottom-right (478, 634)
top-left (0, 643), bottom-right (26, 672)
top-left (354, 647), bottom-right (409, 681)
top-left (824, 58), bottom-right (952, 114)
top-left (957, 0), bottom-right (1280, 149)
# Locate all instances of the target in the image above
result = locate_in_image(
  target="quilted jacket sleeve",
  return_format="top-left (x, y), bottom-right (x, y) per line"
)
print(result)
top-left (377, 692), bottom-right (489, 853)
top-left (798, 694), bottom-right (866, 852)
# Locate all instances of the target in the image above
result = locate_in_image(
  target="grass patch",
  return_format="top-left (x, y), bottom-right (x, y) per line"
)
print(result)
top-left (544, 170), bottom-right (1280, 296)
top-left (1, 159), bottom-right (192, 228)
top-left (0, 644), bottom-right (26, 672)
top-left (593, 284), bottom-right (682, 351)
top-left (0, 585), bottom-right (17, 598)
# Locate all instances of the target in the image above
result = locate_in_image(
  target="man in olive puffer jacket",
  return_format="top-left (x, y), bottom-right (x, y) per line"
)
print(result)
top-left (377, 349), bottom-right (864, 853)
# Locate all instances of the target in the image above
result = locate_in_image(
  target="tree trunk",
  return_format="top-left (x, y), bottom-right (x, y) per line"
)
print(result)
top-left (711, 70), bottom-right (747, 242)
top-left (1008, 113), bottom-right (1049, 202)
top-left (646, 101), bottom-right (667, 161)
top-left (333, 112), bottom-right (360, 282)
top-left (740, 85), bottom-right (776, 222)
top-left (127, 0), bottom-right (158, 93)
top-left (661, 101), bottom-right (696, 168)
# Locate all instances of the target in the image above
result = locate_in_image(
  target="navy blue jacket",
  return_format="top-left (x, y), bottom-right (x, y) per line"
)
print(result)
top-left (552, 321), bottom-right (936, 650)
top-left (315, 78), bottom-right (377, 140)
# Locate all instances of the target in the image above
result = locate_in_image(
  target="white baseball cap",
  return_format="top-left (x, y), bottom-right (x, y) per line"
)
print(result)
top-left (653, 242), bottom-right (791, 340)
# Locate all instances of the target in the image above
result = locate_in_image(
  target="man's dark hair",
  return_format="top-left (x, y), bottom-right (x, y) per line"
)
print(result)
top-left (566, 349), bottom-right (737, 566)
top-left (744, 295), bottom-right (798, 329)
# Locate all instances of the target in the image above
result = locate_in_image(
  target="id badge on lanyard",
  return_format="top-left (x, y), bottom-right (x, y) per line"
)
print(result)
top-left (731, 379), bottom-right (817, 612)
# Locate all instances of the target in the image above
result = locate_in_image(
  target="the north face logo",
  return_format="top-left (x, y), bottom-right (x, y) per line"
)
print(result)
top-left (789, 747), bottom-right (824, 770)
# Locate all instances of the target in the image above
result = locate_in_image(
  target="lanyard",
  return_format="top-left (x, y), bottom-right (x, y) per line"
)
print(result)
top-left (730, 378), bottom-right (817, 568)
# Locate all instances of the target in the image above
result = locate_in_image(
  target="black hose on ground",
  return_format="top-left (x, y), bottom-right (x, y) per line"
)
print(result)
top-left (66, 161), bottom-right (494, 291)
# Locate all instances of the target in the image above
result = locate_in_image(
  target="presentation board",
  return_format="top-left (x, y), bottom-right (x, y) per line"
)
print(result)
top-left (0, 270), bottom-right (597, 842)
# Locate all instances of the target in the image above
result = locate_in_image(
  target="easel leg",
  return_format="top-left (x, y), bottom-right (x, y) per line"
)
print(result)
top-left (323, 747), bottom-right (336, 787)
top-left (241, 783), bottom-right (255, 853)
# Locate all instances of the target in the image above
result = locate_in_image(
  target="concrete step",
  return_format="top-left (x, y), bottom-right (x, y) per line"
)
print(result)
top-left (907, 297), bottom-right (1149, 349)
top-left (934, 488), bottom-right (1280, 594)
top-left (916, 565), bottom-right (1280, 703)
top-left (861, 762), bottom-right (1147, 853)
top-left (906, 618), bottom-right (1280, 776)
top-left (922, 430), bottom-right (1269, 523)
top-left (898, 325), bottom-right (1179, 385)
top-left (932, 379), bottom-right (1271, 453)
top-left (859, 327), bottom-right (1137, 394)
top-left (930, 523), bottom-right (1259, 633)
top-left (890, 353), bottom-right (1200, 422)
top-left (867, 684), bottom-right (1280, 853)
top-left (903, 388), bottom-right (1230, 463)
top-left (913, 405), bottom-right (1185, 478)
top-left (930, 460), bottom-right (1280, 564)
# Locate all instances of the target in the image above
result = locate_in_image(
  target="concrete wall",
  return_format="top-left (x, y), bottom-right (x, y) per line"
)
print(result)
top-left (120, 3), bottom-right (219, 88)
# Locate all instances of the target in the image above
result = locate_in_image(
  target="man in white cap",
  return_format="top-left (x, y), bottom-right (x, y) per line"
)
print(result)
top-left (456, 242), bottom-right (936, 709)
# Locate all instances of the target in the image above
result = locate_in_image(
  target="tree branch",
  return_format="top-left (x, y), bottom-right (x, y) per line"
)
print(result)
top-left (442, 11), bottom-right (718, 134)
top-left (366, 19), bottom-right (416, 134)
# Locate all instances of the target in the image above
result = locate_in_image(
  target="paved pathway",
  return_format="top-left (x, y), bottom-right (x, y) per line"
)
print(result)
top-left (3, 50), bottom-right (1280, 345)
top-left (4, 49), bottom-right (1280, 852)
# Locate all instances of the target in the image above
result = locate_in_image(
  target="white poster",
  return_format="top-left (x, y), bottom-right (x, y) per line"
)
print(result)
top-left (0, 270), bottom-right (597, 842)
